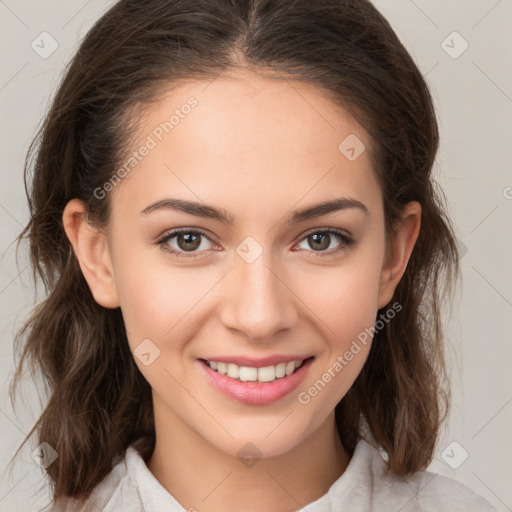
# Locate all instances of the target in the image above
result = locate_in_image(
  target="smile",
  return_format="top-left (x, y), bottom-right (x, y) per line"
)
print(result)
top-left (203, 358), bottom-right (306, 382)
top-left (197, 356), bottom-right (315, 405)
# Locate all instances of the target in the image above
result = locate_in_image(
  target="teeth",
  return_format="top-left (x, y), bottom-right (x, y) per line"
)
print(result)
top-left (239, 366), bottom-right (258, 381)
top-left (226, 363), bottom-right (238, 378)
top-left (205, 359), bottom-right (306, 383)
top-left (275, 363), bottom-right (286, 378)
top-left (257, 365), bottom-right (276, 382)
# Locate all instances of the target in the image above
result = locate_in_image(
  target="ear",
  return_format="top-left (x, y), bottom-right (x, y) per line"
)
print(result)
top-left (62, 199), bottom-right (120, 308)
top-left (377, 201), bottom-right (421, 309)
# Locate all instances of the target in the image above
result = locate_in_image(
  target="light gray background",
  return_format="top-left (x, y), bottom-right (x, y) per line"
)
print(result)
top-left (1, 1), bottom-right (511, 510)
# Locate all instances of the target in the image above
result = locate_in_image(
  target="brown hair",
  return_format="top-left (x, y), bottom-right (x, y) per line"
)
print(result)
top-left (11, 0), bottom-right (459, 504)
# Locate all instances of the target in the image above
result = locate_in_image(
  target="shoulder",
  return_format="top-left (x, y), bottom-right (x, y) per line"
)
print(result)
top-left (355, 438), bottom-right (497, 512)
top-left (49, 447), bottom-right (143, 512)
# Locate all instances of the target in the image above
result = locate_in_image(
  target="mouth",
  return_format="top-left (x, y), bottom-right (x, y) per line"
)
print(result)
top-left (197, 356), bottom-right (315, 405)
top-left (199, 357), bottom-right (313, 383)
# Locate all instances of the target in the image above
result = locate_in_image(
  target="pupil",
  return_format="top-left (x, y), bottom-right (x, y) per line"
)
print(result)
top-left (310, 233), bottom-right (329, 251)
top-left (178, 233), bottom-right (200, 251)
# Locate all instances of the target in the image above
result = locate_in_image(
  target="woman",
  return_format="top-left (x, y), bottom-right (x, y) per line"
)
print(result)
top-left (12, 0), bottom-right (496, 510)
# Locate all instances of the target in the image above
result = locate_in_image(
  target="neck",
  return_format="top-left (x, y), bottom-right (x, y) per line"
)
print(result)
top-left (147, 395), bottom-right (351, 512)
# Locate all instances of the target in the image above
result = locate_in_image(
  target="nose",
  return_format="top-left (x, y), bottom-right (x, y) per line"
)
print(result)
top-left (218, 249), bottom-right (298, 342)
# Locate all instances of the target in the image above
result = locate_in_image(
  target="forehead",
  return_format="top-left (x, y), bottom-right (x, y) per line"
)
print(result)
top-left (110, 69), bottom-right (381, 218)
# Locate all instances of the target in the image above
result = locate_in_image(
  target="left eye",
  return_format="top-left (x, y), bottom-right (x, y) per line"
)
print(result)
top-left (157, 229), bottom-right (214, 257)
top-left (296, 230), bottom-right (353, 253)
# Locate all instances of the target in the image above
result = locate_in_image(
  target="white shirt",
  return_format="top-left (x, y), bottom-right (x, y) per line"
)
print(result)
top-left (52, 437), bottom-right (497, 511)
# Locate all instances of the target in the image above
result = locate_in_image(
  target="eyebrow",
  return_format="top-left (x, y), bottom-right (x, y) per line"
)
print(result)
top-left (140, 197), bottom-right (369, 224)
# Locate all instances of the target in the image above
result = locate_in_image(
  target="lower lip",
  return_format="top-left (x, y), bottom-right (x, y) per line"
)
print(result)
top-left (197, 357), bottom-right (314, 405)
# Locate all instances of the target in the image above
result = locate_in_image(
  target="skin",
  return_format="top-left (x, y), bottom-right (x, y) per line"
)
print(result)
top-left (63, 68), bottom-right (421, 512)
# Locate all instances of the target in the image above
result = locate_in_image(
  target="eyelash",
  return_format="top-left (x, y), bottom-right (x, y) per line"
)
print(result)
top-left (156, 227), bottom-right (355, 259)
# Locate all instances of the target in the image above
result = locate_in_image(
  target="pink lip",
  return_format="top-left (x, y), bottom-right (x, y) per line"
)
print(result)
top-left (197, 357), bottom-right (314, 405)
top-left (200, 354), bottom-right (312, 368)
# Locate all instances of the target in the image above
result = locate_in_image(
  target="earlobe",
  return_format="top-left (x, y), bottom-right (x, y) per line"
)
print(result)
top-left (62, 199), bottom-right (120, 309)
top-left (377, 201), bottom-right (421, 309)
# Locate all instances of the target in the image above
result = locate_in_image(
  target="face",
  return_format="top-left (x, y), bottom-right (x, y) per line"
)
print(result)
top-left (73, 69), bottom-right (414, 460)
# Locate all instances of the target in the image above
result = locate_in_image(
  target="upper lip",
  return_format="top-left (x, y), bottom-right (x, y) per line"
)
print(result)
top-left (199, 354), bottom-right (313, 368)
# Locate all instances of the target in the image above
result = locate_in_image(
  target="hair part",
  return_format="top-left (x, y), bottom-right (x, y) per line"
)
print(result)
top-left (11, 0), bottom-right (459, 503)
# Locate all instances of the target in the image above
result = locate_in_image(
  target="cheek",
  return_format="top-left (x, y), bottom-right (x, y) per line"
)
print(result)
top-left (291, 256), bottom-right (382, 408)
top-left (112, 246), bottom-right (215, 350)
top-left (114, 263), bottom-right (214, 395)
top-left (295, 257), bottom-right (383, 343)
